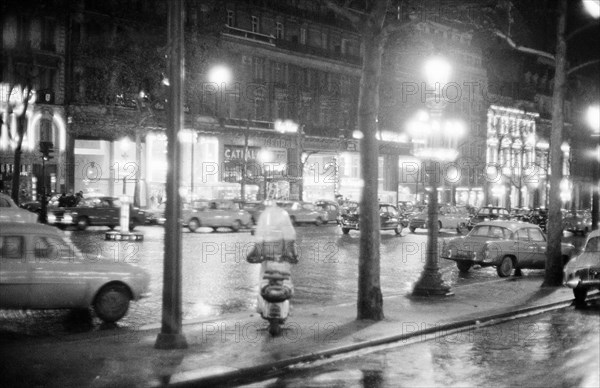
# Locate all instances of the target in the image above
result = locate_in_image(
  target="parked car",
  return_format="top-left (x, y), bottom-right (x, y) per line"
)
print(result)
top-left (279, 201), bottom-right (328, 226)
top-left (240, 201), bottom-right (266, 225)
top-left (563, 210), bottom-right (593, 236)
top-left (143, 203), bottom-right (166, 225)
top-left (47, 196), bottom-right (146, 231)
top-left (19, 194), bottom-right (62, 214)
top-left (0, 193), bottom-right (39, 223)
top-left (339, 203), bottom-right (403, 235)
top-left (182, 199), bottom-right (252, 232)
top-left (0, 222), bottom-right (150, 322)
top-left (442, 220), bottom-right (575, 277)
top-left (408, 204), bottom-right (470, 234)
top-left (314, 200), bottom-right (340, 224)
top-left (564, 229), bottom-right (600, 305)
top-left (467, 206), bottom-right (511, 230)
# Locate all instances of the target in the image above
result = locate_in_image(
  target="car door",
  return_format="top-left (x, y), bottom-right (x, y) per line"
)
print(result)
top-left (28, 235), bottom-right (88, 308)
top-left (527, 227), bottom-right (547, 268)
top-left (0, 235), bottom-right (31, 308)
top-left (512, 227), bottom-right (536, 267)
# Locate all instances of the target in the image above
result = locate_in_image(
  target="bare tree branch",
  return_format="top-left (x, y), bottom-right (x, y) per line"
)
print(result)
top-left (493, 31), bottom-right (555, 60)
top-left (567, 59), bottom-right (600, 76)
top-left (324, 0), bottom-right (362, 26)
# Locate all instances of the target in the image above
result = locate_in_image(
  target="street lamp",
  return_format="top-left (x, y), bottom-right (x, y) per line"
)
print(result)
top-left (208, 65), bottom-right (232, 119)
top-left (409, 56), bottom-right (463, 297)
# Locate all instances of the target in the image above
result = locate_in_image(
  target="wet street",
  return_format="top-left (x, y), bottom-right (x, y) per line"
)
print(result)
top-left (0, 224), bottom-right (588, 337)
top-left (242, 301), bottom-right (600, 388)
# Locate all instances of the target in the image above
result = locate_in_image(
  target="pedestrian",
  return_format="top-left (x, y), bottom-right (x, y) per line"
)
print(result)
top-left (58, 193), bottom-right (67, 207)
top-left (75, 191), bottom-right (84, 205)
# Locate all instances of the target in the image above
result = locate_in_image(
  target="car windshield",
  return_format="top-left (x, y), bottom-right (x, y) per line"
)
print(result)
top-left (585, 237), bottom-right (600, 252)
top-left (469, 225), bottom-right (510, 239)
top-left (302, 203), bottom-right (316, 211)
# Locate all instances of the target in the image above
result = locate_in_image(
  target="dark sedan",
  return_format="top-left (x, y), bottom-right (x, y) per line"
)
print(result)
top-left (467, 206), bottom-right (510, 230)
top-left (339, 203), bottom-right (403, 235)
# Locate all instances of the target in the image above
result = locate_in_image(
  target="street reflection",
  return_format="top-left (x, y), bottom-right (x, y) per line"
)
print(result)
top-left (247, 302), bottom-right (599, 388)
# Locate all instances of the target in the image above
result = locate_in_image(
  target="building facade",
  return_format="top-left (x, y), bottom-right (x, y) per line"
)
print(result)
top-left (1, 0), bottom-right (68, 201)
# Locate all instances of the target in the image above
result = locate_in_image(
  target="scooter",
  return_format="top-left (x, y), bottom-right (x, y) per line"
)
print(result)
top-left (246, 203), bottom-right (298, 336)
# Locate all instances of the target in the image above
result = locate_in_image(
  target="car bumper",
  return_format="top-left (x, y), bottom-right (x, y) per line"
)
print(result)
top-left (564, 268), bottom-right (600, 289)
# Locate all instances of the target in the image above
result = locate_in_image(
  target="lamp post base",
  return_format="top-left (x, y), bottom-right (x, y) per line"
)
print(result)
top-left (412, 268), bottom-right (454, 297)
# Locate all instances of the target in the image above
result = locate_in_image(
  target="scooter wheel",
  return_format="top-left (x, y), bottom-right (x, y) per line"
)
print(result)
top-left (268, 319), bottom-right (282, 336)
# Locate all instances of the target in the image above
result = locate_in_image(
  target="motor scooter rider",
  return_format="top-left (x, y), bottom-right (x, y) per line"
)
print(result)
top-left (246, 200), bottom-right (298, 333)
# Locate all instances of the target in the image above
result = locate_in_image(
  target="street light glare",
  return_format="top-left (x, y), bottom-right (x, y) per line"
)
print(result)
top-left (587, 105), bottom-right (600, 132)
top-left (208, 65), bottom-right (232, 84)
top-left (424, 56), bottom-right (451, 85)
top-left (583, 0), bottom-right (600, 18)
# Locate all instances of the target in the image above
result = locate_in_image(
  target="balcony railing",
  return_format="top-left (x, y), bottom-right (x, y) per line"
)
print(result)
top-left (222, 25), bottom-right (275, 46)
top-left (275, 39), bottom-right (361, 66)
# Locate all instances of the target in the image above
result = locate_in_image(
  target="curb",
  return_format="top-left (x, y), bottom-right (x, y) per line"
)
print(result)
top-left (160, 294), bottom-right (595, 387)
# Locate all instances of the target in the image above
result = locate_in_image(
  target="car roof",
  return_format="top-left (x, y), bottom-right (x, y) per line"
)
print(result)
top-left (587, 229), bottom-right (600, 239)
top-left (473, 220), bottom-right (540, 232)
top-left (0, 222), bottom-right (63, 236)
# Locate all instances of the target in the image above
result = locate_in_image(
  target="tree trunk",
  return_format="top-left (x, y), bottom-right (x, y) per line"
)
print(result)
top-left (543, 0), bottom-right (567, 288)
top-left (357, 30), bottom-right (384, 321)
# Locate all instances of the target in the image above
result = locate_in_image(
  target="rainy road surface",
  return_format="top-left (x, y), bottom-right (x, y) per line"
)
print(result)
top-left (240, 300), bottom-right (600, 388)
top-left (0, 224), bottom-right (589, 337)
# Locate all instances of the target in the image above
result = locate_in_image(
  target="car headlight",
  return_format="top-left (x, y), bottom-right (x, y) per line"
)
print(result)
top-left (47, 213), bottom-right (56, 223)
top-left (63, 214), bottom-right (73, 223)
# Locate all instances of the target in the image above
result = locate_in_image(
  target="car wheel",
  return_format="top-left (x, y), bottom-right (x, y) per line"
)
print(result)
top-left (457, 261), bottom-right (472, 273)
top-left (231, 220), bottom-right (242, 232)
top-left (76, 216), bottom-right (89, 231)
top-left (188, 218), bottom-right (201, 232)
top-left (394, 223), bottom-right (403, 235)
top-left (290, 216), bottom-right (297, 226)
top-left (342, 228), bottom-right (350, 235)
top-left (315, 217), bottom-right (323, 226)
top-left (129, 220), bottom-right (139, 231)
top-left (409, 226), bottom-right (416, 233)
top-left (93, 283), bottom-right (131, 323)
top-left (573, 287), bottom-right (588, 306)
top-left (496, 256), bottom-right (514, 277)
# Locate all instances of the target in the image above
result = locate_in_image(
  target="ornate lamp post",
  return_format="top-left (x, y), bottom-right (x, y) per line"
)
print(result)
top-left (409, 56), bottom-right (465, 297)
top-left (587, 105), bottom-right (599, 230)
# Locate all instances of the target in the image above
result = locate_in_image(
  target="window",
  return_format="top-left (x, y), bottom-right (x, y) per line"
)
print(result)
top-left (528, 228), bottom-right (545, 242)
top-left (300, 27), bottom-right (307, 44)
top-left (253, 57), bottom-right (264, 80)
top-left (227, 10), bottom-right (235, 26)
top-left (42, 18), bottom-right (56, 51)
top-left (515, 229), bottom-right (529, 241)
top-left (34, 237), bottom-right (66, 261)
top-left (0, 236), bottom-right (24, 260)
top-left (251, 16), bottom-right (259, 33)
top-left (276, 22), bottom-right (284, 39)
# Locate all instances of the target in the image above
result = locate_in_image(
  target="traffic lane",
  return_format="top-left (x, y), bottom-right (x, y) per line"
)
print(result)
top-left (243, 299), bottom-right (600, 388)
top-left (0, 224), bottom-right (581, 337)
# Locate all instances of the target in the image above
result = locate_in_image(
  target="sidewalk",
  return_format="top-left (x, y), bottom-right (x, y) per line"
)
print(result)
top-left (0, 276), bottom-right (585, 388)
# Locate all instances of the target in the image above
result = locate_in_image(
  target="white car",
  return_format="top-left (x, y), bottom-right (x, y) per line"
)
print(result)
top-left (0, 193), bottom-right (38, 223)
top-left (0, 222), bottom-right (151, 322)
top-left (408, 204), bottom-right (470, 234)
top-left (564, 229), bottom-right (600, 305)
